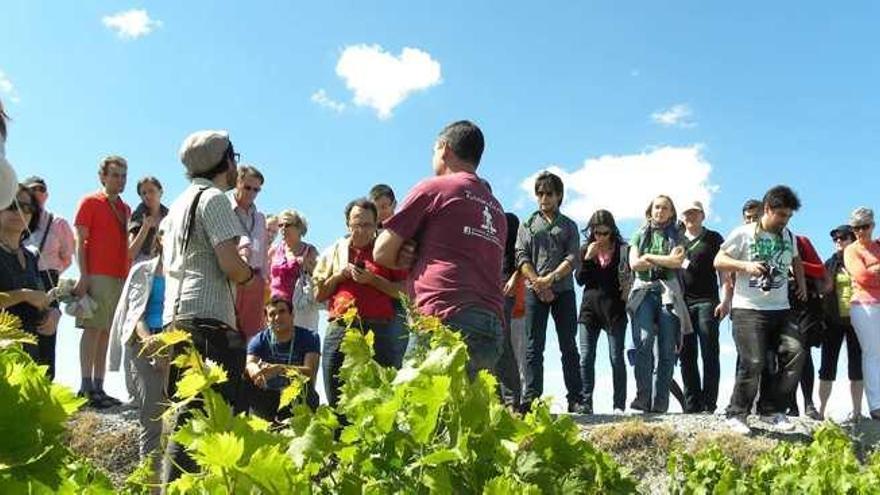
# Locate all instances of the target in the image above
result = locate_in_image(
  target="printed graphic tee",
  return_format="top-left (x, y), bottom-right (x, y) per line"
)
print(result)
top-left (721, 223), bottom-right (797, 311)
top-left (383, 171), bottom-right (507, 320)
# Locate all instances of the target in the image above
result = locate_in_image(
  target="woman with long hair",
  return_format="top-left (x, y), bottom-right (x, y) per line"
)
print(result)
top-left (129, 176), bottom-right (168, 263)
top-left (576, 209), bottom-right (630, 414)
top-left (627, 195), bottom-right (692, 412)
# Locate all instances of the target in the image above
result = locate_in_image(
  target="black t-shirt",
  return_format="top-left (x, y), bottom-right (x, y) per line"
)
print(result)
top-left (129, 203), bottom-right (169, 258)
top-left (0, 245), bottom-right (44, 332)
top-left (681, 228), bottom-right (724, 305)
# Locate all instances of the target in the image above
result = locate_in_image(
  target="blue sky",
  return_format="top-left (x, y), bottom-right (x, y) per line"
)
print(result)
top-left (2, 1), bottom-right (878, 415)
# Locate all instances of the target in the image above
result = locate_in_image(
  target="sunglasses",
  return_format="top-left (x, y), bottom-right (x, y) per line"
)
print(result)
top-left (853, 224), bottom-right (873, 232)
top-left (7, 201), bottom-right (35, 214)
top-left (593, 230), bottom-right (612, 237)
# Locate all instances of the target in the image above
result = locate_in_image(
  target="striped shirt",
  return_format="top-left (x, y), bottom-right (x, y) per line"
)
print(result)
top-left (162, 179), bottom-right (245, 328)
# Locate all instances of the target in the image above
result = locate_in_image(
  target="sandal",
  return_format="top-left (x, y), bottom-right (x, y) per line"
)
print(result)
top-left (87, 390), bottom-right (117, 409)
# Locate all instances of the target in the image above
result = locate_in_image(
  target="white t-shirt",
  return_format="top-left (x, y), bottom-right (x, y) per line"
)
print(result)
top-left (721, 223), bottom-right (797, 311)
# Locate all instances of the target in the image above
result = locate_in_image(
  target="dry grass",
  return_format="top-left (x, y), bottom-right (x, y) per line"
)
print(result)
top-left (688, 431), bottom-right (777, 470)
top-left (65, 410), bottom-right (141, 487)
top-left (586, 419), bottom-right (680, 478)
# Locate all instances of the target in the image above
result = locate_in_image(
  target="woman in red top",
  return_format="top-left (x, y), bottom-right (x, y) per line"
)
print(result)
top-left (314, 199), bottom-right (406, 407)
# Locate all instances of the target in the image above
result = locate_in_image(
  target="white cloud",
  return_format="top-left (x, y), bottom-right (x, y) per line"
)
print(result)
top-left (651, 103), bottom-right (696, 128)
top-left (102, 9), bottom-right (162, 39)
top-left (519, 145), bottom-right (719, 224)
top-left (0, 71), bottom-right (19, 103)
top-left (335, 44), bottom-right (442, 119)
top-left (310, 89), bottom-right (346, 113)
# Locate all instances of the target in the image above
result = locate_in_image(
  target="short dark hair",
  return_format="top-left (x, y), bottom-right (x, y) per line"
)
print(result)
top-left (437, 120), bottom-right (484, 167)
top-left (136, 176), bottom-right (163, 196)
top-left (344, 198), bottom-right (378, 224)
top-left (99, 155), bottom-right (128, 175)
top-left (534, 171), bottom-right (564, 204)
top-left (762, 185), bottom-right (801, 211)
top-left (741, 199), bottom-right (762, 214)
top-left (265, 297), bottom-right (293, 313)
top-left (238, 165), bottom-right (265, 185)
top-left (368, 184), bottom-right (396, 203)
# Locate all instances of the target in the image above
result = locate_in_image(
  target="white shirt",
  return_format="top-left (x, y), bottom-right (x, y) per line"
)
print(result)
top-left (721, 223), bottom-right (797, 311)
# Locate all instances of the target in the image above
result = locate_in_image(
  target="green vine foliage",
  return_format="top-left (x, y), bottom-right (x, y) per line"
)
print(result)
top-left (669, 423), bottom-right (880, 494)
top-left (153, 306), bottom-right (638, 494)
top-left (0, 310), bottom-right (114, 494)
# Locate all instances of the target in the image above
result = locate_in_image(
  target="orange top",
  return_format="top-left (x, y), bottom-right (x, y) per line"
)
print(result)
top-left (843, 239), bottom-right (880, 305)
top-left (74, 191), bottom-right (131, 279)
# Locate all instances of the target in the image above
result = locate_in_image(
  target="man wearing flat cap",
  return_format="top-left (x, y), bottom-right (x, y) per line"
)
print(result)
top-left (160, 130), bottom-right (256, 483)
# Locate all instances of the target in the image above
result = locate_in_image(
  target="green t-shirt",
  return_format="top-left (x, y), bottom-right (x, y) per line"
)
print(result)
top-left (632, 229), bottom-right (677, 282)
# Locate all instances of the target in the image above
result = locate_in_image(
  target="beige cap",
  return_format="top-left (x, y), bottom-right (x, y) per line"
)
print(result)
top-left (849, 207), bottom-right (874, 228)
top-left (0, 156), bottom-right (18, 209)
top-left (682, 200), bottom-right (704, 213)
top-left (179, 130), bottom-right (231, 175)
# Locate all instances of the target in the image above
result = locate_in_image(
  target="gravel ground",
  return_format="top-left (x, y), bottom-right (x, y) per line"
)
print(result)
top-left (573, 411), bottom-right (880, 494)
top-left (65, 404), bottom-right (880, 493)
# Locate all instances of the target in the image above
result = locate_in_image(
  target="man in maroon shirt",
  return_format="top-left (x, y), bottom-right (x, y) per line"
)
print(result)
top-left (374, 120), bottom-right (507, 377)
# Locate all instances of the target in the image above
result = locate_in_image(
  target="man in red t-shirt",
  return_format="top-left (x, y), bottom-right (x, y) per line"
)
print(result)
top-left (73, 155), bottom-right (132, 408)
top-left (374, 120), bottom-right (508, 377)
top-left (314, 198), bottom-right (407, 406)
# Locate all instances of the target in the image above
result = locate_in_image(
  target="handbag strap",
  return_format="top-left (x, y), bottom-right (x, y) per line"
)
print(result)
top-left (171, 187), bottom-right (208, 325)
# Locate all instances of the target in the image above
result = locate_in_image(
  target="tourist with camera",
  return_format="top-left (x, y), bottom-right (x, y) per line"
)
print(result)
top-left (715, 185), bottom-right (807, 434)
top-left (314, 198), bottom-right (406, 407)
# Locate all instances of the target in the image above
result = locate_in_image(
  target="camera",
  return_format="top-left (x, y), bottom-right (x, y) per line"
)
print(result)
top-left (758, 262), bottom-right (780, 292)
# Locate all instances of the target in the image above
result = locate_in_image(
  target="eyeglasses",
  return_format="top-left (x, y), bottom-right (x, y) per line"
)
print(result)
top-left (853, 224), bottom-right (873, 232)
top-left (7, 201), bottom-right (35, 214)
top-left (243, 185), bottom-right (261, 193)
top-left (233, 152), bottom-right (241, 163)
top-left (29, 185), bottom-right (46, 193)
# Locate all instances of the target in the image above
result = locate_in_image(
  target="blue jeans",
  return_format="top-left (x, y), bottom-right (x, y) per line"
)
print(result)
top-left (523, 289), bottom-right (583, 405)
top-left (679, 301), bottom-right (720, 413)
top-left (631, 289), bottom-right (680, 413)
top-left (323, 318), bottom-right (398, 407)
top-left (579, 321), bottom-right (627, 411)
top-left (404, 307), bottom-right (503, 380)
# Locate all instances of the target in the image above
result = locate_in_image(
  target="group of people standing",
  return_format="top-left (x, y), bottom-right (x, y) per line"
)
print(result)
top-left (2, 100), bottom-right (880, 485)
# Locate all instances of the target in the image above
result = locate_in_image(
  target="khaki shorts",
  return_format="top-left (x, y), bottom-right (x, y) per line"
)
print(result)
top-left (76, 275), bottom-right (125, 330)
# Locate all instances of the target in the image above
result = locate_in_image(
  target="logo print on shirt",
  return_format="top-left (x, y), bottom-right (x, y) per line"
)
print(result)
top-left (481, 206), bottom-right (497, 235)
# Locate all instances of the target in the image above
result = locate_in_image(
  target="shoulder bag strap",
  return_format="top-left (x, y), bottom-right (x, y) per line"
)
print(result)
top-left (171, 187), bottom-right (208, 326)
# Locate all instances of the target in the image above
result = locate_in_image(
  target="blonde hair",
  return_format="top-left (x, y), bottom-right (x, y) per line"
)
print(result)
top-left (277, 209), bottom-right (308, 236)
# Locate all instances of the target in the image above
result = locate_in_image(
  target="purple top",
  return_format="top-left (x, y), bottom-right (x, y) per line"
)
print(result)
top-left (269, 242), bottom-right (313, 303)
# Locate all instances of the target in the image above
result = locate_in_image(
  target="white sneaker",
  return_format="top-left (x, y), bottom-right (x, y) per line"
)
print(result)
top-left (612, 408), bottom-right (625, 416)
top-left (771, 413), bottom-right (795, 432)
top-left (725, 416), bottom-right (751, 435)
